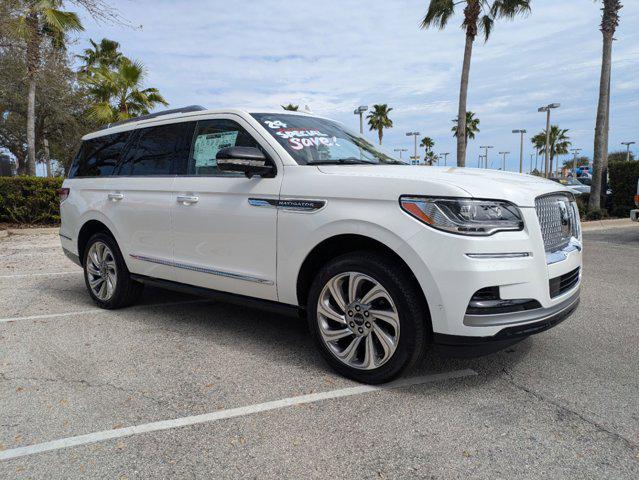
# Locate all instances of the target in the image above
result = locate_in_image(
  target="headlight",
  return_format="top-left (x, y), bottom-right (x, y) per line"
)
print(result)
top-left (400, 196), bottom-right (524, 236)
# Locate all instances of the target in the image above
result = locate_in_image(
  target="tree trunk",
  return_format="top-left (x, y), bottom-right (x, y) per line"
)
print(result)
top-left (26, 76), bottom-right (37, 176)
top-left (456, 33), bottom-right (474, 167)
top-left (378, 128), bottom-right (383, 145)
top-left (25, 13), bottom-right (40, 178)
top-left (43, 138), bottom-right (52, 177)
top-left (590, 31), bottom-right (613, 210)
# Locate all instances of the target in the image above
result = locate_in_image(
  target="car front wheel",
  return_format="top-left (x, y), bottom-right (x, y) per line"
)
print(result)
top-left (307, 251), bottom-right (428, 384)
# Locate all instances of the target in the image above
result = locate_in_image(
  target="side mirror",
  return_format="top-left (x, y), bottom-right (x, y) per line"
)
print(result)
top-left (216, 147), bottom-right (275, 178)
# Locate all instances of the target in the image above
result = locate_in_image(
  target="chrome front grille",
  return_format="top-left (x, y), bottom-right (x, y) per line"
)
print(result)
top-left (535, 193), bottom-right (580, 253)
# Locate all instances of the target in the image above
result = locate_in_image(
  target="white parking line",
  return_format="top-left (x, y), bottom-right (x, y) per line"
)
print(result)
top-left (0, 369), bottom-right (477, 461)
top-left (0, 271), bottom-right (79, 279)
top-left (0, 299), bottom-right (211, 324)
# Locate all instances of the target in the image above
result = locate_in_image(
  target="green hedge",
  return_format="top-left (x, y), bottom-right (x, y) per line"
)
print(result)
top-left (609, 161), bottom-right (639, 217)
top-left (0, 176), bottom-right (63, 225)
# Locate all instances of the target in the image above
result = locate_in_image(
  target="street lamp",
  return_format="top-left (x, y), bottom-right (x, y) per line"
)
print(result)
top-left (529, 153), bottom-right (535, 174)
top-left (480, 146), bottom-right (493, 169)
top-left (393, 148), bottom-right (408, 161)
top-left (538, 103), bottom-right (561, 178)
top-left (406, 132), bottom-right (421, 165)
top-left (439, 152), bottom-right (450, 166)
top-left (621, 141), bottom-right (636, 162)
top-left (353, 106), bottom-right (368, 135)
top-left (570, 148), bottom-right (582, 175)
top-left (498, 151), bottom-right (510, 171)
top-left (512, 129), bottom-right (527, 173)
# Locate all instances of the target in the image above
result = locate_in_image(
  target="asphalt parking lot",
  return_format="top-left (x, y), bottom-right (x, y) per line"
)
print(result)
top-left (1, 227), bottom-right (638, 479)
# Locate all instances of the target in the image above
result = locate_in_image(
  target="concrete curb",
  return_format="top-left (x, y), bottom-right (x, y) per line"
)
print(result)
top-left (581, 218), bottom-right (635, 232)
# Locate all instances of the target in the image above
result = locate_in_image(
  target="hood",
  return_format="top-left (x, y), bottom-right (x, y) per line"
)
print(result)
top-left (316, 165), bottom-right (572, 207)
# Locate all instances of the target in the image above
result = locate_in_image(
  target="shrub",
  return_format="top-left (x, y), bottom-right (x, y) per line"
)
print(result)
top-left (608, 161), bottom-right (639, 217)
top-left (0, 176), bottom-right (63, 225)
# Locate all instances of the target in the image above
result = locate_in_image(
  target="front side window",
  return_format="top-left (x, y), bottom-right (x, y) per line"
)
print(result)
top-left (250, 113), bottom-right (404, 165)
top-left (68, 132), bottom-right (130, 178)
top-left (120, 122), bottom-right (194, 176)
top-left (187, 119), bottom-right (263, 176)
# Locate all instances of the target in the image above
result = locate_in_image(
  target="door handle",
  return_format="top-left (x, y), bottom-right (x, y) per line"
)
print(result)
top-left (177, 194), bottom-right (199, 204)
top-left (108, 192), bottom-right (124, 201)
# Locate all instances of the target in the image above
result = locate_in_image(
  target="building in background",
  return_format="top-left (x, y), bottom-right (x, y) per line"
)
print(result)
top-left (0, 153), bottom-right (15, 176)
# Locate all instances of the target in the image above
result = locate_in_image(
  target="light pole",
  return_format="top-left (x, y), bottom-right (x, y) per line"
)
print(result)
top-left (621, 141), bottom-right (636, 162)
top-left (498, 151), bottom-right (510, 171)
top-left (440, 152), bottom-right (450, 166)
top-left (538, 103), bottom-right (560, 178)
top-left (529, 153), bottom-right (535, 174)
top-left (512, 129), bottom-right (527, 173)
top-left (393, 148), bottom-right (408, 161)
top-left (480, 146), bottom-right (493, 169)
top-left (406, 132), bottom-right (420, 165)
top-left (570, 148), bottom-right (582, 175)
top-left (353, 106), bottom-right (368, 135)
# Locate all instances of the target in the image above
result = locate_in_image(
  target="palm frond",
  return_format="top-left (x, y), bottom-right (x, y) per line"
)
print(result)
top-left (40, 7), bottom-right (84, 34)
top-left (479, 15), bottom-right (494, 41)
top-left (421, 0), bottom-right (455, 30)
top-left (490, 0), bottom-right (531, 19)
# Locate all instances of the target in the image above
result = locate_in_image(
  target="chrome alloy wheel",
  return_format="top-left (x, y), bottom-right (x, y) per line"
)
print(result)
top-left (317, 272), bottom-right (400, 370)
top-left (86, 241), bottom-right (117, 301)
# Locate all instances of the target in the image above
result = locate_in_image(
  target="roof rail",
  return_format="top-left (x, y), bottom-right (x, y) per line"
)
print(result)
top-left (97, 105), bottom-right (207, 131)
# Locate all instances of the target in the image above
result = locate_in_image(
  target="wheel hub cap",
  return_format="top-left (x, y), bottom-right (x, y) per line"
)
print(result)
top-left (317, 272), bottom-right (400, 370)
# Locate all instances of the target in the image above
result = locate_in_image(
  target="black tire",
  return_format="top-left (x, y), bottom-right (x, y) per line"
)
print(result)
top-left (307, 251), bottom-right (429, 384)
top-left (83, 232), bottom-right (143, 309)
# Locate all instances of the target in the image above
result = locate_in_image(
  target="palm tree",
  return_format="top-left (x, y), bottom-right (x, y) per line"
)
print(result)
top-left (452, 111), bottom-right (480, 146)
top-left (421, 0), bottom-right (531, 167)
top-left (77, 38), bottom-right (122, 74)
top-left (281, 103), bottom-right (299, 111)
top-left (366, 104), bottom-right (393, 145)
top-left (85, 57), bottom-right (168, 124)
top-left (590, 0), bottom-right (622, 211)
top-left (14, 0), bottom-right (83, 175)
top-left (531, 126), bottom-right (571, 178)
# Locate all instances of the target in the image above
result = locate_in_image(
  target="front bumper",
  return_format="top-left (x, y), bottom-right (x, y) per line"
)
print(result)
top-left (433, 288), bottom-right (579, 346)
top-left (631, 209), bottom-right (639, 222)
top-left (402, 207), bottom-right (582, 338)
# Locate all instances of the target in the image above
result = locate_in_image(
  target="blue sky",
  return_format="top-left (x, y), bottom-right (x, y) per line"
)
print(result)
top-left (71, 0), bottom-right (638, 171)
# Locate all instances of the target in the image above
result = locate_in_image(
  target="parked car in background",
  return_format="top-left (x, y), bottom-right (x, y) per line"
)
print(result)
top-left (59, 106), bottom-right (583, 383)
top-left (550, 178), bottom-right (589, 197)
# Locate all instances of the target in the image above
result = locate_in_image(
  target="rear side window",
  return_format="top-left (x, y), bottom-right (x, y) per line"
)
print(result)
top-left (119, 122), bottom-right (194, 176)
top-left (68, 132), bottom-right (131, 178)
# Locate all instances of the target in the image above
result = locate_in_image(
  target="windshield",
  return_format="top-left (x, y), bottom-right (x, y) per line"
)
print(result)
top-left (577, 177), bottom-right (591, 186)
top-left (251, 113), bottom-right (405, 165)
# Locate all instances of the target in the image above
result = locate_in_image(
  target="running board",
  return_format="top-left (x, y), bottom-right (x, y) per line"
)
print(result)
top-left (130, 274), bottom-right (302, 318)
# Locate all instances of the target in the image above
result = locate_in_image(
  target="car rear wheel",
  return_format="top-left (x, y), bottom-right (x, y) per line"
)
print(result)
top-left (83, 233), bottom-right (143, 309)
top-left (307, 251), bottom-right (428, 384)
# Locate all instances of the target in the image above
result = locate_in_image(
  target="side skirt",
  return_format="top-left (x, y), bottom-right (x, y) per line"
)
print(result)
top-left (130, 274), bottom-right (302, 318)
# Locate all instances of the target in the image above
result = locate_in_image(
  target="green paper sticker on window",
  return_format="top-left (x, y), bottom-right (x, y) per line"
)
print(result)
top-left (193, 131), bottom-right (239, 167)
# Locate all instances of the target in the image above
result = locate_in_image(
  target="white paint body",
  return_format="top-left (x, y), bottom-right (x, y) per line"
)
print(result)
top-left (60, 109), bottom-right (582, 338)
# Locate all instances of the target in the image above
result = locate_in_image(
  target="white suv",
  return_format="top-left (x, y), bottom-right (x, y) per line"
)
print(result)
top-left (59, 106), bottom-right (582, 383)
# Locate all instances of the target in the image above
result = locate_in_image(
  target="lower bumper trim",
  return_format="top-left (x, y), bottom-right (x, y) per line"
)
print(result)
top-left (434, 296), bottom-right (579, 347)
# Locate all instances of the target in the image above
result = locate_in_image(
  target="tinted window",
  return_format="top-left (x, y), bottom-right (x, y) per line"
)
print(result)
top-left (188, 119), bottom-right (262, 176)
top-left (119, 122), bottom-right (194, 176)
top-left (68, 132), bottom-right (130, 178)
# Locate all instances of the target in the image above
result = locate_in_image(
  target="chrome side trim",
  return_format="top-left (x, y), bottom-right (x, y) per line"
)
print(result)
top-left (59, 233), bottom-right (73, 241)
top-left (466, 252), bottom-right (532, 259)
top-left (464, 288), bottom-right (580, 327)
top-left (129, 254), bottom-right (274, 285)
top-left (546, 238), bottom-right (582, 265)
top-left (248, 197), bottom-right (326, 213)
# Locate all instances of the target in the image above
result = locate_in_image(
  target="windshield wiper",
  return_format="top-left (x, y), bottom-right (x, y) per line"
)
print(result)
top-left (307, 159), bottom-right (378, 165)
